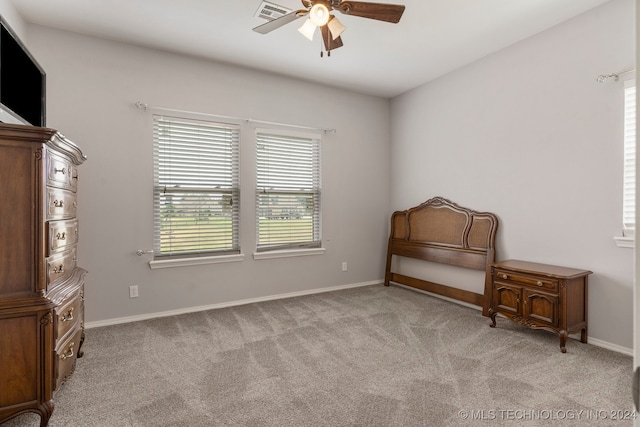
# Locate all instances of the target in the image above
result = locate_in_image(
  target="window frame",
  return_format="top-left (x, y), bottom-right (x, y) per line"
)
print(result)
top-left (616, 79), bottom-right (635, 248)
top-left (150, 113), bottom-right (243, 267)
top-left (254, 128), bottom-right (323, 258)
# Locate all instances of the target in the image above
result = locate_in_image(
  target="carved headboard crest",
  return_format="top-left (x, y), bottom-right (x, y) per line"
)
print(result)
top-left (390, 197), bottom-right (497, 252)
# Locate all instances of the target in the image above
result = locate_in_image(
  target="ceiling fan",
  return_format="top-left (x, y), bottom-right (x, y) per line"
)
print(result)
top-left (253, 0), bottom-right (406, 56)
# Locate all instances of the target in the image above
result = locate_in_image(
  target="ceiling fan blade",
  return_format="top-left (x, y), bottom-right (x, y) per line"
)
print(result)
top-left (253, 10), bottom-right (307, 34)
top-left (336, 2), bottom-right (405, 23)
top-left (320, 25), bottom-right (344, 51)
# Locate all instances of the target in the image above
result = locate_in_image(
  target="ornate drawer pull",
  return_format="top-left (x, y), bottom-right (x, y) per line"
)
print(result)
top-left (53, 265), bottom-right (64, 274)
top-left (56, 232), bottom-right (66, 240)
top-left (60, 342), bottom-right (74, 360)
top-left (60, 307), bottom-right (74, 322)
top-left (498, 273), bottom-right (508, 280)
top-left (537, 281), bottom-right (543, 286)
top-left (53, 199), bottom-right (64, 208)
top-left (54, 167), bottom-right (66, 175)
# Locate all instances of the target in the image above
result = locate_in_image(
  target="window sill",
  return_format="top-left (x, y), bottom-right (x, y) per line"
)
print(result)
top-left (614, 236), bottom-right (634, 248)
top-left (253, 247), bottom-right (326, 260)
top-left (149, 253), bottom-right (244, 269)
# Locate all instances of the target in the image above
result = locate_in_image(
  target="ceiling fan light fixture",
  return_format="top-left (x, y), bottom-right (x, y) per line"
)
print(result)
top-left (252, 0), bottom-right (406, 54)
top-left (298, 18), bottom-right (317, 41)
top-left (309, 3), bottom-right (330, 26)
top-left (327, 15), bottom-right (345, 40)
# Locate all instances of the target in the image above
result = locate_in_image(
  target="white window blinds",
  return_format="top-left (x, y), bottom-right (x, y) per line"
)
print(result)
top-left (623, 80), bottom-right (636, 236)
top-left (256, 130), bottom-right (321, 251)
top-left (153, 115), bottom-right (240, 257)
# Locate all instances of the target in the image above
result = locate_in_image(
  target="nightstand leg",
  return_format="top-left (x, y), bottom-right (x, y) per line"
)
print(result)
top-left (559, 330), bottom-right (568, 353)
top-left (580, 327), bottom-right (588, 344)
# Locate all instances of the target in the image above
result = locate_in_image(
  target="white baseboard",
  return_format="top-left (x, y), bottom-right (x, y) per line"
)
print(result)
top-left (588, 337), bottom-right (632, 356)
top-left (85, 280), bottom-right (634, 357)
top-left (85, 280), bottom-right (381, 329)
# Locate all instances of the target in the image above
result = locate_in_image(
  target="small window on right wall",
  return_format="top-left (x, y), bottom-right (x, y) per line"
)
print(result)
top-left (622, 79), bottom-right (636, 242)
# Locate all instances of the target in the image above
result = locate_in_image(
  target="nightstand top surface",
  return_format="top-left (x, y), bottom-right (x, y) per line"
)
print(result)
top-left (492, 259), bottom-right (592, 279)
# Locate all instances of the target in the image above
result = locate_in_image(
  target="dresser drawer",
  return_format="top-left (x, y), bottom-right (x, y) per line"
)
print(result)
top-left (47, 152), bottom-right (77, 191)
top-left (46, 248), bottom-right (77, 288)
top-left (55, 327), bottom-right (83, 391)
top-left (47, 219), bottom-right (79, 255)
top-left (46, 188), bottom-right (77, 220)
top-left (494, 269), bottom-right (559, 292)
top-left (55, 285), bottom-right (84, 343)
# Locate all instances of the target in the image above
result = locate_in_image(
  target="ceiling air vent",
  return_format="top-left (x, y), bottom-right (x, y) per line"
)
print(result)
top-left (254, 1), bottom-right (292, 21)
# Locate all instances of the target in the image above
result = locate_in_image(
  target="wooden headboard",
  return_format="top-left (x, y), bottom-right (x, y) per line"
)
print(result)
top-left (384, 197), bottom-right (498, 315)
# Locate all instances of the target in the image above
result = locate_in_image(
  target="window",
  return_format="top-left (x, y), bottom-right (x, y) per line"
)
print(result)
top-left (255, 130), bottom-right (321, 252)
top-left (622, 80), bottom-right (636, 238)
top-left (153, 115), bottom-right (240, 259)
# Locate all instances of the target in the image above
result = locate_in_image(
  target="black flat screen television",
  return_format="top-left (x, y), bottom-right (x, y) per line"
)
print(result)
top-left (0, 17), bottom-right (45, 127)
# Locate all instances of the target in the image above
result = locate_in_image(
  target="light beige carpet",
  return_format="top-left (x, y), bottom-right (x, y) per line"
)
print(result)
top-left (5, 284), bottom-right (633, 426)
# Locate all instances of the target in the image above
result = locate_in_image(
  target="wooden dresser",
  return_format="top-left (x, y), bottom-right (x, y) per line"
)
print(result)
top-left (488, 259), bottom-right (591, 353)
top-left (0, 123), bottom-right (87, 426)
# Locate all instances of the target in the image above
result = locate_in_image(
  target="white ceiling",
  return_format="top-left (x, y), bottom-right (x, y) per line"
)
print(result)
top-left (11, 0), bottom-right (612, 98)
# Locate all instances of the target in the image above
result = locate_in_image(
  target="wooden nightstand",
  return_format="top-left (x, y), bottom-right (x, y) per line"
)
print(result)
top-left (487, 259), bottom-right (591, 353)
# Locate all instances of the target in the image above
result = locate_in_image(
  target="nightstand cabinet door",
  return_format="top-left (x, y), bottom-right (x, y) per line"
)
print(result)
top-left (492, 283), bottom-right (521, 316)
top-left (523, 289), bottom-right (558, 327)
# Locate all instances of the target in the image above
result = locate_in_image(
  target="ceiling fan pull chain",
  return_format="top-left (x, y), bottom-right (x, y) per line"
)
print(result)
top-left (325, 27), bottom-right (331, 58)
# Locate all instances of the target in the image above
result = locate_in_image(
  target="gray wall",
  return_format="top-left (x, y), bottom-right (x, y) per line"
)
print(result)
top-left (390, 0), bottom-right (634, 351)
top-left (11, 23), bottom-right (392, 325)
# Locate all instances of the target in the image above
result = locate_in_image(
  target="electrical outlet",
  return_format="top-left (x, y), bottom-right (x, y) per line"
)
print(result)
top-left (342, 261), bottom-right (348, 272)
top-left (129, 285), bottom-right (139, 298)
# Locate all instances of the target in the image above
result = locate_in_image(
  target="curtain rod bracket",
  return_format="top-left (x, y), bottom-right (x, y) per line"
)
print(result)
top-left (596, 68), bottom-right (635, 83)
